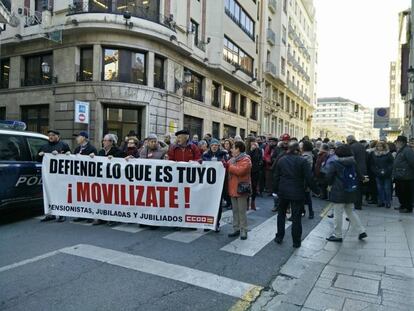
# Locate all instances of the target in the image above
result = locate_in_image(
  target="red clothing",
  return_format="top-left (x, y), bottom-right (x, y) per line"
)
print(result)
top-left (168, 143), bottom-right (201, 162)
top-left (315, 152), bottom-right (328, 177)
top-left (227, 155), bottom-right (252, 198)
top-left (263, 144), bottom-right (274, 170)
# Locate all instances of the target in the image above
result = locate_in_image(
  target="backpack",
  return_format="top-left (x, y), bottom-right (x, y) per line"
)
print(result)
top-left (337, 163), bottom-right (358, 193)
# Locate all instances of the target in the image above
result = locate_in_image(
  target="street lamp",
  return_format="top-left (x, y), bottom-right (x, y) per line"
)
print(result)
top-left (183, 69), bottom-right (192, 83)
top-left (41, 62), bottom-right (50, 75)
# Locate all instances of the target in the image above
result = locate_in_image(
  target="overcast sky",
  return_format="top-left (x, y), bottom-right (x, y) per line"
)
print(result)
top-left (314, 0), bottom-right (411, 108)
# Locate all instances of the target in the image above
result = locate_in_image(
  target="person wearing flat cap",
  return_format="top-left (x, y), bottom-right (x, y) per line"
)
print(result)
top-left (73, 131), bottom-right (97, 156)
top-left (167, 129), bottom-right (201, 162)
top-left (38, 129), bottom-right (71, 223)
top-left (140, 134), bottom-right (167, 159)
top-left (37, 130), bottom-right (71, 162)
top-left (393, 135), bottom-right (414, 213)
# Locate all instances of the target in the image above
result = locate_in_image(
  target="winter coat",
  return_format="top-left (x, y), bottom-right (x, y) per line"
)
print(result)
top-left (98, 146), bottom-right (125, 158)
top-left (73, 142), bottom-right (97, 156)
top-left (370, 150), bottom-right (394, 178)
top-left (247, 148), bottom-right (263, 173)
top-left (202, 149), bottom-right (229, 162)
top-left (302, 151), bottom-right (314, 169)
top-left (227, 154), bottom-right (252, 198)
top-left (168, 142), bottom-right (201, 162)
top-left (263, 144), bottom-right (277, 169)
top-left (125, 147), bottom-right (140, 158)
top-left (393, 144), bottom-right (414, 181)
top-left (272, 152), bottom-right (318, 200)
top-left (139, 145), bottom-right (167, 159)
top-left (314, 152), bottom-right (328, 178)
top-left (36, 140), bottom-right (71, 162)
top-left (349, 141), bottom-right (367, 175)
top-left (324, 156), bottom-right (363, 204)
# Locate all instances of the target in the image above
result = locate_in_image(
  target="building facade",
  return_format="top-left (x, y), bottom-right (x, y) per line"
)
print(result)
top-left (0, 0), bottom-right (317, 148)
top-left (313, 97), bottom-right (377, 140)
top-left (260, 0), bottom-right (317, 139)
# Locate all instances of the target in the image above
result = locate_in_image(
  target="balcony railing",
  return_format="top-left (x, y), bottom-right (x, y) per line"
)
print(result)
top-left (267, 28), bottom-right (276, 46)
top-left (21, 77), bottom-right (53, 87)
top-left (265, 61), bottom-right (277, 77)
top-left (183, 90), bottom-right (203, 102)
top-left (268, 0), bottom-right (277, 13)
top-left (67, 2), bottom-right (176, 32)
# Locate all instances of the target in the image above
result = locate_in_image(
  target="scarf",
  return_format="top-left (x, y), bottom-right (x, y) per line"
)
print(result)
top-left (230, 152), bottom-right (247, 164)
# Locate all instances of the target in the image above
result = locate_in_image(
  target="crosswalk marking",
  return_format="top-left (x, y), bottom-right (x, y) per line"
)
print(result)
top-left (111, 224), bottom-right (146, 233)
top-left (60, 244), bottom-right (263, 300)
top-left (162, 207), bottom-right (261, 243)
top-left (220, 215), bottom-right (291, 257)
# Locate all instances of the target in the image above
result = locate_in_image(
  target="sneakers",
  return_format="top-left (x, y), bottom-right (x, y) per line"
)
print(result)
top-left (358, 232), bottom-right (368, 240)
top-left (326, 235), bottom-right (343, 242)
top-left (228, 230), bottom-right (240, 238)
top-left (274, 236), bottom-right (283, 244)
top-left (240, 231), bottom-right (247, 240)
top-left (40, 215), bottom-right (56, 222)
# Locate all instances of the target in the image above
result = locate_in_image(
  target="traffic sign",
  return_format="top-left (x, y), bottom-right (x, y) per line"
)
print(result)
top-left (373, 107), bottom-right (389, 129)
top-left (74, 100), bottom-right (89, 124)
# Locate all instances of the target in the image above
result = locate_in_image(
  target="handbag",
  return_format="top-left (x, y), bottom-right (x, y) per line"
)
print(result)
top-left (237, 182), bottom-right (252, 195)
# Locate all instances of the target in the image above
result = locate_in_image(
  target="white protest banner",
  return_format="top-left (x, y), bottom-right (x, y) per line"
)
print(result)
top-left (42, 154), bottom-right (225, 229)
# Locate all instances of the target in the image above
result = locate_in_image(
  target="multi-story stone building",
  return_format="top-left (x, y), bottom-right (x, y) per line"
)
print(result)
top-left (0, 0), bottom-right (318, 147)
top-left (313, 97), bottom-right (377, 140)
top-left (260, 0), bottom-right (317, 138)
top-left (0, 0), bottom-right (263, 147)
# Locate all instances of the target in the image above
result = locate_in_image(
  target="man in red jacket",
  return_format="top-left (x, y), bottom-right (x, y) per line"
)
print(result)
top-left (168, 129), bottom-right (201, 162)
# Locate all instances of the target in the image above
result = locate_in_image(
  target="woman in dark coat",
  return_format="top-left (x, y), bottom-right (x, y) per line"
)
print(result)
top-left (325, 145), bottom-right (368, 242)
top-left (247, 139), bottom-right (263, 211)
top-left (370, 141), bottom-right (394, 208)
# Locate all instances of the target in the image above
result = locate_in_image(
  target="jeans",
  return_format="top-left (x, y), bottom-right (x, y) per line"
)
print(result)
top-left (333, 203), bottom-right (365, 238)
top-left (375, 177), bottom-right (392, 205)
top-left (231, 195), bottom-right (248, 233)
top-left (251, 171), bottom-right (259, 202)
top-left (276, 198), bottom-right (304, 246)
top-left (304, 191), bottom-right (313, 214)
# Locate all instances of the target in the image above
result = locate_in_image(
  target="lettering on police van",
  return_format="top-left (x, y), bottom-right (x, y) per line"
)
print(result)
top-left (15, 175), bottom-right (42, 187)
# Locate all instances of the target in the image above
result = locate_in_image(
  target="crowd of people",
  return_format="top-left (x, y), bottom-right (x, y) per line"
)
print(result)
top-left (37, 128), bottom-right (414, 247)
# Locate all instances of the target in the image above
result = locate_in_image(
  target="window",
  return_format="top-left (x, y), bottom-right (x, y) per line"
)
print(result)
top-left (282, 26), bottom-right (287, 45)
top-left (104, 106), bottom-right (143, 142)
top-left (21, 105), bottom-right (49, 134)
top-left (250, 101), bottom-right (258, 120)
top-left (212, 122), bottom-right (220, 139)
top-left (0, 107), bottom-right (5, 119)
top-left (103, 48), bottom-right (146, 85)
top-left (79, 48), bottom-right (93, 81)
top-left (211, 82), bottom-right (221, 107)
top-left (184, 115), bottom-right (203, 138)
top-left (191, 19), bottom-right (199, 46)
top-left (240, 96), bottom-right (247, 116)
top-left (223, 36), bottom-right (254, 76)
top-left (154, 55), bottom-right (165, 89)
top-left (281, 57), bottom-right (286, 75)
top-left (223, 124), bottom-right (237, 138)
top-left (223, 88), bottom-right (237, 113)
top-left (239, 128), bottom-right (246, 140)
top-left (24, 53), bottom-right (53, 86)
top-left (26, 137), bottom-right (48, 161)
top-left (0, 135), bottom-right (28, 161)
top-left (225, 0), bottom-right (255, 39)
top-left (0, 58), bottom-right (10, 89)
top-left (183, 68), bottom-right (203, 101)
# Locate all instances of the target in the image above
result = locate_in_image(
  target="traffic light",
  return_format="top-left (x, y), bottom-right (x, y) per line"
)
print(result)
top-left (354, 104), bottom-right (359, 112)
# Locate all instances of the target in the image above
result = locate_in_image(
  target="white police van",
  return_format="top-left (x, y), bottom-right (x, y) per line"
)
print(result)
top-left (0, 121), bottom-right (48, 212)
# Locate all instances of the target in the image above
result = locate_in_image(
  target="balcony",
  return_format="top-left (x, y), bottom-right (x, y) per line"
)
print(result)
top-left (265, 61), bottom-right (277, 77)
top-left (268, 0), bottom-right (277, 13)
top-left (67, 1), bottom-right (176, 32)
top-left (21, 77), bottom-right (54, 87)
top-left (267, 28), bottom-right (276, 46)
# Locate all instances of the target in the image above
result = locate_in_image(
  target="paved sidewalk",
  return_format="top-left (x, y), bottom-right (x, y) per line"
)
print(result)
top-left (249, 205), bottom-right (414, 311)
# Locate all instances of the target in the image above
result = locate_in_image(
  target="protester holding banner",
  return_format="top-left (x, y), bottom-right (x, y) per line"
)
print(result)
top-left (125, 137), bottom-right (140, 159)
top-left (139, 134), bottom-right (167, 159)
top-left (203, 138), bottom-right (230, 232)
top-left (73, 131), bottom-right (97, 156)
top-left (39, 129), bottom-right (71, 223)
top-left (92, 133), bottom-right (124, 225)
top-left (167, 129), bottom-right (201, 162)
top-left (227, 141), bottom-right (252, 240)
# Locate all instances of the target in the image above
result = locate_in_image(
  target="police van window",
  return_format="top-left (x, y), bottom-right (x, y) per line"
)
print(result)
top-left (26, 137), bottom-right (48, 161)
top-left (0, 135), bottom-right (27, 161)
